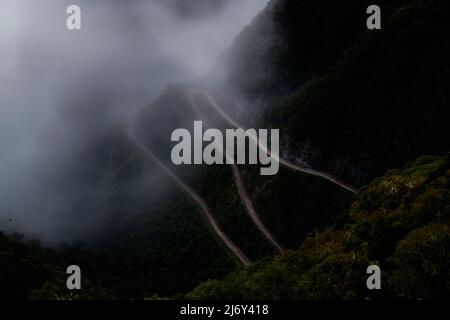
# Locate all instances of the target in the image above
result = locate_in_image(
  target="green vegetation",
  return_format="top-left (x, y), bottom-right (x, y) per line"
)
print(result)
top-left (242, 165), bottom-right (353, 249)
top-left (222, 0), bottom-right (391, 99)
top-left (271, 0), bottom-right (450, 181)
top-left (1, 0), bottom-right (449, 300)
top-left (0, 184), bottom-right (237, 300)
top-left (187, 155), bottom-right (450, 299)
top-left (3, 154), bottom-right (448, 299)
top-left (0, 233), bottom-right (65, 300)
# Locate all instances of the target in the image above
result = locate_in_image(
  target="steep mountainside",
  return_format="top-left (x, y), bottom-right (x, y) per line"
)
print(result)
top-left (219, 0), bottom-right (391, 99)
top-left (209, 0), bottom-right (450, 183)
top-left (271, 0), bottom-right (450, 182)
top-left (1, 0), bottom-right (449, 300)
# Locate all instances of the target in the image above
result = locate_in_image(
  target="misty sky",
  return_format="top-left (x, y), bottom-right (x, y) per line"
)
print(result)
top-left (0, 0), bottom-right (268, 241)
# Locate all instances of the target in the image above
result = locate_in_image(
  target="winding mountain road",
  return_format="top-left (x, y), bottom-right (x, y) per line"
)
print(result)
top-left (185, 92), bottom-right (285, 253)
top-left (126, 130), bottom-right (251, 266)
top-left (126, 88), bottom-right (357, 267)
top-left (231, 164), bottom-right (284, 254)
top-left (193, 90), bottom-right (358, 194)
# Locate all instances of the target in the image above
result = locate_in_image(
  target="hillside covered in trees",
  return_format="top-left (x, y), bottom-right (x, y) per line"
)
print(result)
top-left (0, 0), bottom-right (449, 300)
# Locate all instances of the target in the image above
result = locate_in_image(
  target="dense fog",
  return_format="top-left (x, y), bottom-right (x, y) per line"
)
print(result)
top-left (0, 0), bottom-right (268, 241)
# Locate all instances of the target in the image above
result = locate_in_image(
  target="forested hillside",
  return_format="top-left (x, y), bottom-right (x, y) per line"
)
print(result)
top-left (187, 154), bottom-right (450, 299)
top-left (186, 0), bottom-right (450, 299)
top-left (271, 0), bottom-right (450, 181)
top-left (0, 0), bottom-right (449, 300)
top-left (219, 0), bottom-right (449, 183)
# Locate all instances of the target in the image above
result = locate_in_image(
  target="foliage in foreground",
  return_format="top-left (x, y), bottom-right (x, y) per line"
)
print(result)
top-left (186, 154), bottom-right (450, 299)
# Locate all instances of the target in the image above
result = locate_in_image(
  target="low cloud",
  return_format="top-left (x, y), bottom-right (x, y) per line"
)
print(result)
top-left (0, 0), bottom-right (267, 242)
